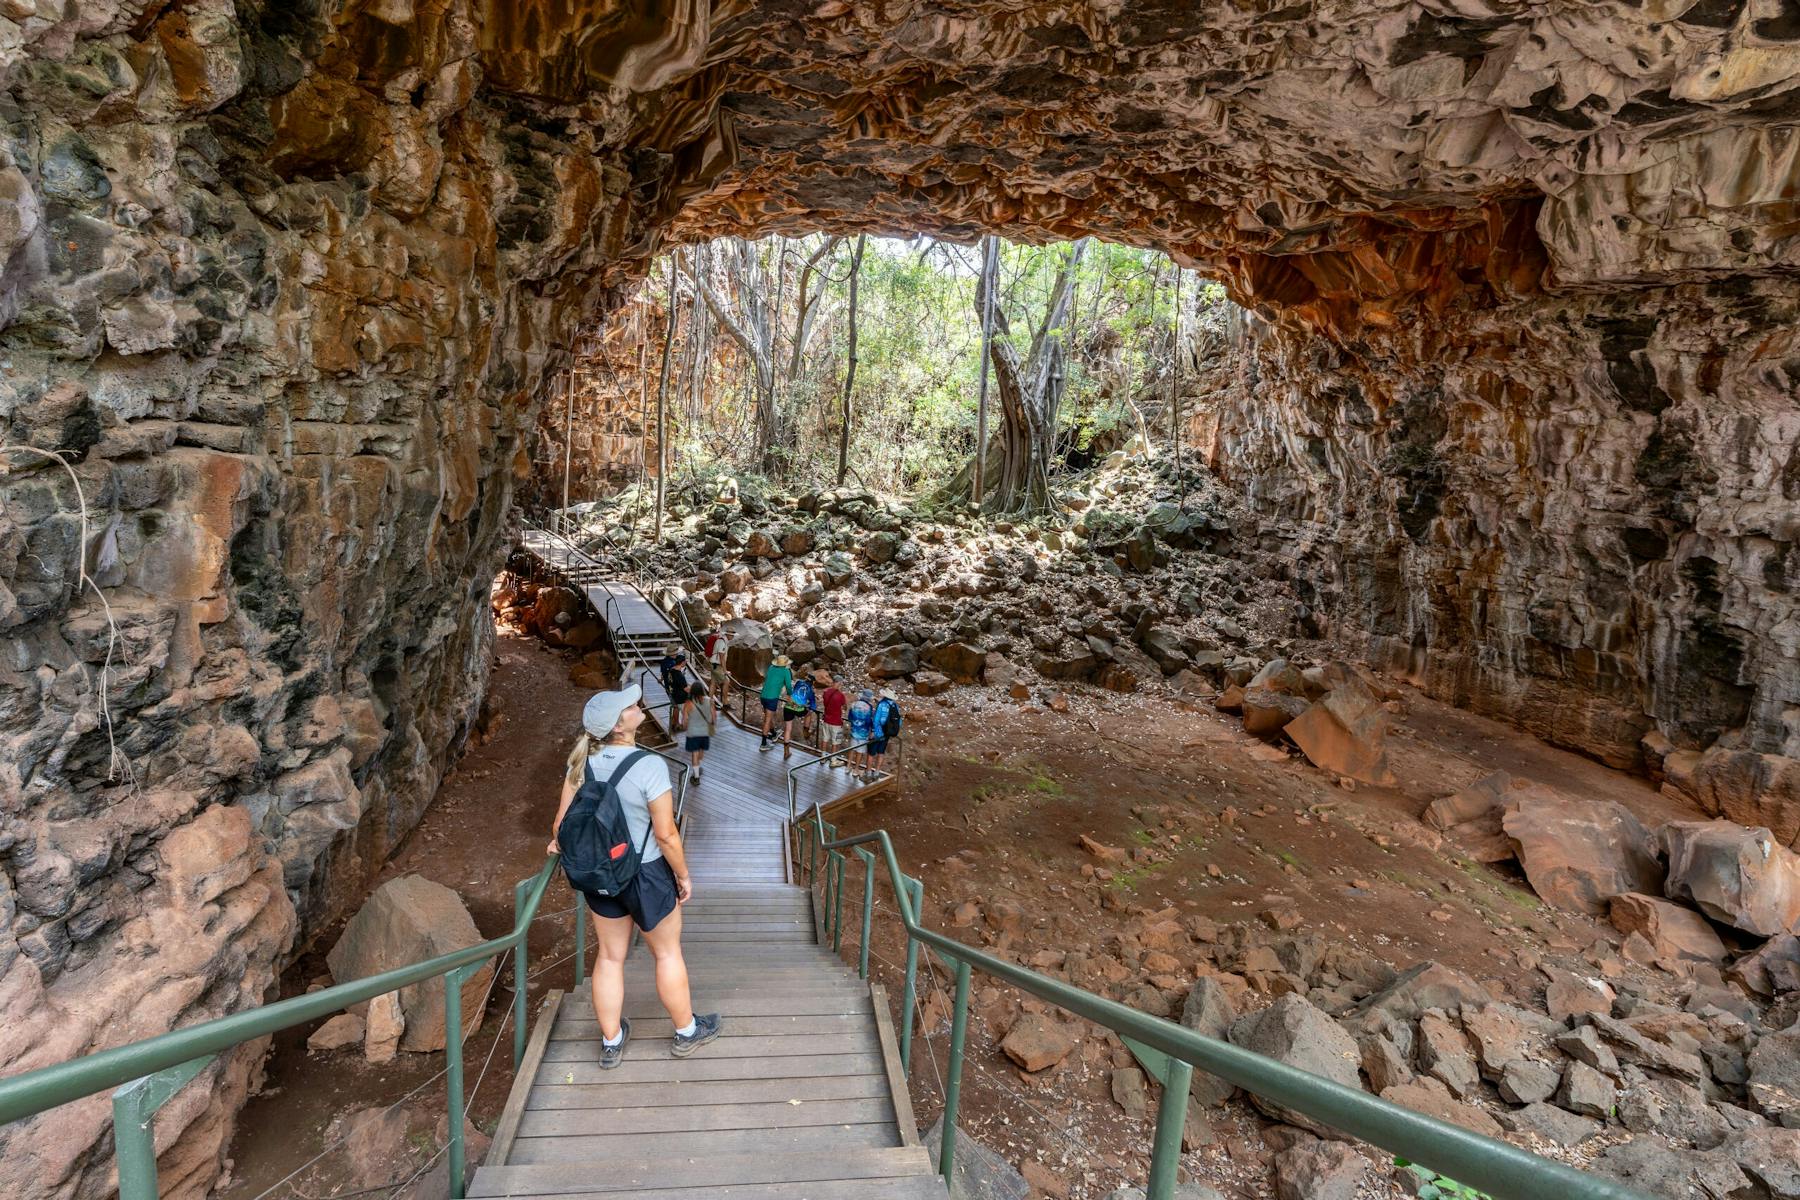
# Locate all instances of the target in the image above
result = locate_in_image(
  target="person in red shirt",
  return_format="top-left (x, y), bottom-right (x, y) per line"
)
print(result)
top-left (817, 672), bottom-right (849, 769)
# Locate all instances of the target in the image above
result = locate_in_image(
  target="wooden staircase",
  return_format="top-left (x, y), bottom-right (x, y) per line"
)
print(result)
top-left (470, 881), bottom-right (948, 1198)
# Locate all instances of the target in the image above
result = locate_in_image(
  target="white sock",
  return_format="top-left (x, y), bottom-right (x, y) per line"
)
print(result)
top-left (603, 1029), bottom-right (623, 1048)
top-left (675, 1019), bottom-right (697, 1038)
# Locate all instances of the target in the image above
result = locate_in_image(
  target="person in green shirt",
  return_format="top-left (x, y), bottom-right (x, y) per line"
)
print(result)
top-left (757, 654), bottom-right (794, 750)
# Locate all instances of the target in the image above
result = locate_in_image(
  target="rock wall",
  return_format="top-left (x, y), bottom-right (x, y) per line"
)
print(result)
top-left (1, 0), bottom-right (1798, 1196)
top-left (1194, 275), bottom-right (1800, 788)
top-left (0, 4), bottom-right (640, 1194)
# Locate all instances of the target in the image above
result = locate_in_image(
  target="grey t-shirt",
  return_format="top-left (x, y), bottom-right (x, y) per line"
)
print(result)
top-left (686, 700), bottom-right (716, 740)
top-left (566, 736), bottom-right (674, 863)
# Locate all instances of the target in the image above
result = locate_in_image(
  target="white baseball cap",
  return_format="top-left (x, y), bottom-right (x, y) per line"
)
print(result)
top-left (582, 685), bottom-right (642, 738)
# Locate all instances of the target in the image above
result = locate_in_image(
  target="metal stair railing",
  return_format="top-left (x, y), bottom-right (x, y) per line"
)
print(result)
top-left (792, 811), bottom-right (1654, 1200)
top-left (0, 856), bottom-right (575, 1200)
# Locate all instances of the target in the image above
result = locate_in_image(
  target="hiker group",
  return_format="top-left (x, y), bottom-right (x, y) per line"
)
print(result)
top-left (655, 631), bottom-right (903, 784)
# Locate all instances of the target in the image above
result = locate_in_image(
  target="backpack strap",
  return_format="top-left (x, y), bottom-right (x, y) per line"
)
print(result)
top-left (600, 749), bottom-right (657, 856)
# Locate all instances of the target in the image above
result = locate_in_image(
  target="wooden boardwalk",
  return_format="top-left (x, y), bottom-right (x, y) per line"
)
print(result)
top-left (478, 533), bottom-right (939, 1198)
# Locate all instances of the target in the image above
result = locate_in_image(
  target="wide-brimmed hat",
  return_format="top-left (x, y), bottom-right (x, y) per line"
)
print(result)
top-left (879, 688), bottom-right (897, 701)
top-left (773, 654), bottom-right (792, 667)
top-left (583, 685), bottom-right (642, 738)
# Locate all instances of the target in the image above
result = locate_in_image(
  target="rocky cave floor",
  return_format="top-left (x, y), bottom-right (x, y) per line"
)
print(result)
top-left (221, 462), bottom-right (1800, 1200)
top-left (224, 624), bottom-right (1789, 1200)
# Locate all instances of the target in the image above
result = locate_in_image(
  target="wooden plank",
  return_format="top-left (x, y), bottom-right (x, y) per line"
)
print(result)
top-left (554, 1013), bottom-right (872, 1039)
top-left (513, 1096), bottom-right (896, 1139)
top-left (535, 1050), bottom-right (887, 1086)
top-left (541, 1031), bottom-right (879, 1062)
top-left (468, 1146), bottom-right (935, 1194)
top-left (488, 989), bottom-right (562, 1167)
top-left (524, 1073), bottom-right (892, 1112)
top-left (869, 982), bottom-right (922, 1149)
top-left (470, 1175), bottom-right (948, 1200)
top-left (613, 994), bottom-right (871, 1015)
top-left (507, 1122), bottom-right (900, 1163)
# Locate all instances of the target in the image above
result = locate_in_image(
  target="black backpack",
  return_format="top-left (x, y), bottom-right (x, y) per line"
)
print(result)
top-left (558, 750), bottom-right (652, 896)
top-left (877, 699), bottom-right (902, 739)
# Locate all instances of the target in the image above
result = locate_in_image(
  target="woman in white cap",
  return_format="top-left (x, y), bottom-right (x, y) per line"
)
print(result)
top-left (550, 685), bottom-right (722, 1067)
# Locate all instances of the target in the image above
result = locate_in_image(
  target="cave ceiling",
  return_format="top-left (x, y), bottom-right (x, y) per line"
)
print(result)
top-left (468, 0), bottom-right (1800, 326)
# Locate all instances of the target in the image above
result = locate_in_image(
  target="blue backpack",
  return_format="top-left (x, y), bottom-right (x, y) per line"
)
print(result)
top-left (558, 751), bottom-right (651, 897)
top-left (790, 679), bottom-right (816, 711)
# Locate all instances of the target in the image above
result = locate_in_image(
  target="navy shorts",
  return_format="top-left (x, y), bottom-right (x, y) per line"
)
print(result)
top-left (868, 738), bottom-right (889, 755)
top-left (760, 696), bottom-right (780, 713)
top-left (685, 736), bottom-right (711, 751)
top-left (582, 857), bottom-right (679, 931)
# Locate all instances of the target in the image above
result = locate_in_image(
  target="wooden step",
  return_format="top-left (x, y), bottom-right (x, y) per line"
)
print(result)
top-left (525, 1072), bottom-right (892, 1112)
top-left (535, 1050), bottom-right (886, 1086)
top-left (468, 1147), bottom-right (939, 1197)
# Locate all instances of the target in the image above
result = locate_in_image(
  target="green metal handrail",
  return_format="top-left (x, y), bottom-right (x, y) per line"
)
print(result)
top-left (794, 811), bottom-right (1654, 1200)
top-left (0, 856), bottom-right (570, 1200)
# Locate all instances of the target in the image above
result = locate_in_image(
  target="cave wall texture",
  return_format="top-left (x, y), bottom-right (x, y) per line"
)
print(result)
top-left (0, 0), bottom-right (1796, 1195)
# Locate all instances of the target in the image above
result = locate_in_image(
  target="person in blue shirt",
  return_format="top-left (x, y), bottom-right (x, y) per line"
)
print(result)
top-left (867, 689), bottom-right (901, 781)
top-left (846, 689), bottom-right (875, 777)
top-left (784, 674), bottom-right (817, 760)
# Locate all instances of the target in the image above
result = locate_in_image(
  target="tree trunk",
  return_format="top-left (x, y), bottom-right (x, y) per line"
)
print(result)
top-left (837, 235), bottom-right (867, 487)
top-left (653, 258), bottom-right (679, 541)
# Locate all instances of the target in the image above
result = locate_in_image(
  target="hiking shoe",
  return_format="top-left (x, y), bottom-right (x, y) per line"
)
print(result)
top-left (758, 740), bottom-right (772, 752)
top-left (599, 1018), bottom-right (631, 1070)
top-left (671, 1013), bottom-right (723, 1058)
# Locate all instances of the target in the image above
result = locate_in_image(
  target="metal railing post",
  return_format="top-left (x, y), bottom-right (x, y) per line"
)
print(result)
top-left (829, 851), bottom-right (846, 953)
top-left (445, 961), bottom-right (483, 1200)
top-left (574, 900), bottom-right (588, 988)
top-left (511, 878), bottom-right (531, 1069)
top-left (1147, 1059), bottom-right (1196, 1200)
top-left (855, 847), bottom-right (876, 980)
top-left (939, 960), bottom-right (973, 1189)
top-left (900, 875), bottom-right (923, 1073)
top-left (112, 1056), bottom-right (213, 1200)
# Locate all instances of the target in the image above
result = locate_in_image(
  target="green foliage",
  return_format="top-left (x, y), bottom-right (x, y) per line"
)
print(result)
top-left (1394, 1159), bottom-right (1495, 1200)
top-left (643, 233), bottom-right (1232, 495)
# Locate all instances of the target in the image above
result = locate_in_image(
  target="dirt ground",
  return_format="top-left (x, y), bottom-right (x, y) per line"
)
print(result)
top-left (221, 620), bottom-right (1705, 1200)
top-left (821, 679), bottom-right (1704, 1199)
top-left (220, 631), bottom-right (594, 1200)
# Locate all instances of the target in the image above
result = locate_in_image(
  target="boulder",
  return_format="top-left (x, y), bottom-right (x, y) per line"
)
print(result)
top-left (913, 670), bottom-right (952, 696)
top-left (926, 641), bottom-right (987, 683)
top-left (923, 1117), bottom-right (1029, 1200)
top-left (1500, 1102), bottom-right (1601, 1148)
top-left (1180, 977), bottom-right (1238, 1105)
top-left (779, 527), bottom-right (815, 556)
top-left (1417, 1011), bottom-right (1480, 1099)
top-left (1000, 1013), bottom-right (1076, 1072)
top-left (867, 643), bottom-right (920, 679)
top-left (1377, 1077), bottom-right (1504, 1137)
top-left (1662, 820), bottom-right (1800, 938)
top-left (327, 875), bottom-right (491, 1053)
top-left (1242, 688), bottom-right (1309, 738)
top-left (1283, 667), bottom-right (1395, 785)
top-left (1725, 1127), bottom-right (1800, 1199)
top-left (1501, 795), bottom-right (1663, 917)
top-left (1607, 892), bottom-right (1729, 971)
top-left (1748, 1024), bottom-right (1800, 1126)
top-left (719, 617), bottom-right (774, 682)
top-left (1593, 1137), bottom-right (1752, 1200)
top-left (307, 1013), bottom-right (365, 1052)
top-left (822, 551), bottom-right (855, 588)
top-left (1423, 771), bottom-right (1512, 830)
top-left (1227, 994), bottom-right (1363, 1136)
top-left (1727, 933), bottom-right (1800, 997)
top-left (1346, 961), bottom-right (1486, 1034)
top-left (744, 529), bottom-right (782, 558)
top-left (1665, 747), bottom-right (1800, 850)
top-left (1272, 1138), bottom-right (1367, 1200)
top-left (864, 530), bottom-right (902, 563)
top-left (365, 990), bottom-right (404, 1063)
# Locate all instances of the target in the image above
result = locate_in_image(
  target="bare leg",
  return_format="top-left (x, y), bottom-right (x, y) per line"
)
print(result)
top-left (590, 912), bottom-right (635, 1040)
top-left (639, 909), bottom-right (694, 1028)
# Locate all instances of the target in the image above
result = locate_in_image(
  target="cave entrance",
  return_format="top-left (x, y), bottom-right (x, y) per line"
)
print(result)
top-left (526, 234), bottom-right (1229, 527)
